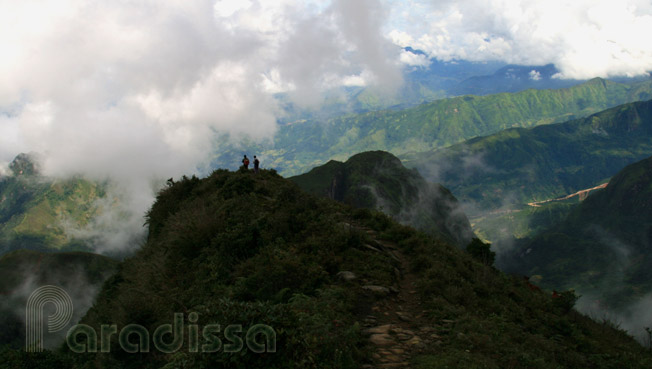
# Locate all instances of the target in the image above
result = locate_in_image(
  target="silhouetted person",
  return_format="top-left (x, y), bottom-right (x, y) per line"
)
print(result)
top-left (253, 156), bottom-right (260, 174)
top-left (242, 155), bottom-right (250, 169)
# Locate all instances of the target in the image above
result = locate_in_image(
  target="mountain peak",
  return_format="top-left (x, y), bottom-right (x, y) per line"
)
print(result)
top-left (9, 153), bottom-right (41, 176)
top-left (291, 150), bottom-right (474, 246)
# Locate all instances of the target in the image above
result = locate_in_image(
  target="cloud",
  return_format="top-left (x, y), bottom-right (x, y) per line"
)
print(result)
top-left (577, 291), bottom-right (652, 345)
top-left (1, 258), bottom-right (116, 349)
top-left (400, 49), bottom-right (431, 67)
top-left (0, 0), bottom-right (403, 252)
top-left (529, 70), bottom-right (542, 81)
top-left (0, 0), bottom-right (402, 170)
top-left (0, 163), bottom-right (10, 178)
top-left (387, 0), bottom-right (652, 79)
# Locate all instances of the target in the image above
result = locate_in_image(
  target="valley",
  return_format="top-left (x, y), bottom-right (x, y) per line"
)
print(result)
top-left (527, 183), bottom-right (609, 207)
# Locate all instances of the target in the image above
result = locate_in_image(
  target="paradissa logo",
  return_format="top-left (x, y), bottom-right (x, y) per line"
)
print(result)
top-left (26, 286), bottom-right (74, 352)
top-left (66, 313), bottom-right (276, 354)
top-left (26, 286), bottom-right (276, 354)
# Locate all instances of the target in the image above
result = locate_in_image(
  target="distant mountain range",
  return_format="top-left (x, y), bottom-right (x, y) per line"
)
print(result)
top-left (449, 64), bottom-right (581, 96)
top-left (213, 77), bottom-right (652, 176)
top-left (280, 53), bottom-right (649, 121)
top-left (290, 151), bottom-right (474, 246)
top-left (404, 98), bottom-right (652, 211)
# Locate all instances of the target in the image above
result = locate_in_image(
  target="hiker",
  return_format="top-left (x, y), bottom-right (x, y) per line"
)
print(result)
top-left (253, 156), bottom-right (260, 174)
top-left (242, 155), bottom-right (250, 170)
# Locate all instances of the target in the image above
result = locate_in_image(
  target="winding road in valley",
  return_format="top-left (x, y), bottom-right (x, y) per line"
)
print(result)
top-left (527, 182), bottom-right (609, 207)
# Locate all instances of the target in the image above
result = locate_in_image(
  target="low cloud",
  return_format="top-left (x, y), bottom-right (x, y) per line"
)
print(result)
top-left (577, 291), bottom-right (652, 345)
top-left (529, 70), bottom-right (542, 81)
top-left (1, 258), bottom-right (117, 349)
top-left (0, 162), bottom-right (10, 178)
top-left (61, 181), bottom-right (152, 255)
top-left (400, 49), bottom-right (432, 67)
top-left (417, 148), bottom-right (494, 187)
top-left (556, 228), bottom-right (650, 344)
top-left (0, 0), bottom-right (403, 253)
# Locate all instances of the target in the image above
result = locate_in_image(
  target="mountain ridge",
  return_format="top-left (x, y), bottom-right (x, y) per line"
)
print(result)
top-left (290, 150), bottom-right (474, 247)
top-left (213, 77), bottom-right (652, 176)
top-left (404, 98), bottom-right (652, 212)
top-left (5, 168), bottom-right (646, 368)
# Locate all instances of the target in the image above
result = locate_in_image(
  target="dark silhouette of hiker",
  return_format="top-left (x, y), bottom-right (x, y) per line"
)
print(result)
top-left (242, 155), bottom-right (250, 169)
top-left (253, 156), bottom-right (260, 174)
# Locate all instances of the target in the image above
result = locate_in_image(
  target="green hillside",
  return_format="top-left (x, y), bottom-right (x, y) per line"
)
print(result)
top-left (6, 169), bottom-right (650, 368)
top-left (0, 154), bottom-right (107, 255)
top-left (501, 155), bottom-right (652, 311)
top-left (404, 99), bottom-right (652, 213)
top-left (214, 78), bottom-right (652, 176)
top-left (290, 151), bottom-right (474, 246)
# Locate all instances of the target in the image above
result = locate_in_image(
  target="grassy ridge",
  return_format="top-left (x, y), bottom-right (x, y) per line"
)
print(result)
top-left (7, 169), bottom-right (648, 368)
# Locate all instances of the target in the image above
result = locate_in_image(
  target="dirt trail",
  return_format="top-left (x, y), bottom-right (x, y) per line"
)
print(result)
top-left (351, 225), bottom-right (445, 369)
top-left (527, 182), bottom-right (608, 207)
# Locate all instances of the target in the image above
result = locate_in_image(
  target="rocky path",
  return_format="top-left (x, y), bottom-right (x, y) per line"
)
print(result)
top-left (351, 225), bottom-right (447, 369)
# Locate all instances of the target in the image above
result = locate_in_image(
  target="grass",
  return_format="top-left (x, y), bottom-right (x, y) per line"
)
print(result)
top-left (2, 169), bottom-right (651, 368)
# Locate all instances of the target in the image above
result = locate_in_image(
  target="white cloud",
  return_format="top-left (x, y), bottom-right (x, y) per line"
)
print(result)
top-left (213, 0), bottom-right (253, 18)
top-left (387, 0), bottom-right (652, 79)
top-left (529, 70), bottom-right (542, 81)
top-left (388, 30), bottom-right (414, 47)
top-left (400, 49), bottom-right (431, 67)
top-left (0, 0), bottom-right (402, 253)
top-left (0, 162), bottom-right (10, 177)
top-left (341, 74), bottom-right (368, 87)
top-left (0, 0), bottom-right (401, 167)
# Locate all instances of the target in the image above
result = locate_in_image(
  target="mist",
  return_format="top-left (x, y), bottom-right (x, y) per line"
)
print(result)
top-left (0, 0), bottom-right (402, 254)
top-left (577, 291), bottom-right (652, 346)
top-left (0, 255), bottom-right (118, 349)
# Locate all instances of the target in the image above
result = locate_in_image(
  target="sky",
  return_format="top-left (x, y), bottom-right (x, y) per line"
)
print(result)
top-left (1, 0), bottom-right (652, 251)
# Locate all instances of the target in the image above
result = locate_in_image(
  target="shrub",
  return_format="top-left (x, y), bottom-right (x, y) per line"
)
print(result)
top-left (466, 238), bottom-right (496, 266)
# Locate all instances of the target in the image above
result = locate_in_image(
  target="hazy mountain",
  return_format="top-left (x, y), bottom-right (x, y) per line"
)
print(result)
top-left (290, 151), bottom-right (474, 246)
top-left (0, 154), bottom-right (107, 255)
top-left (213, 78), bottom-right (652, 176)
top-left (274, 55), bottom-right (508, 122)
top-left (450, 64), bottom-right (582, 95)
top-left (6, 169), bottom-right (648, 368)
top-left (281, 57), bottom-right (614, 121)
